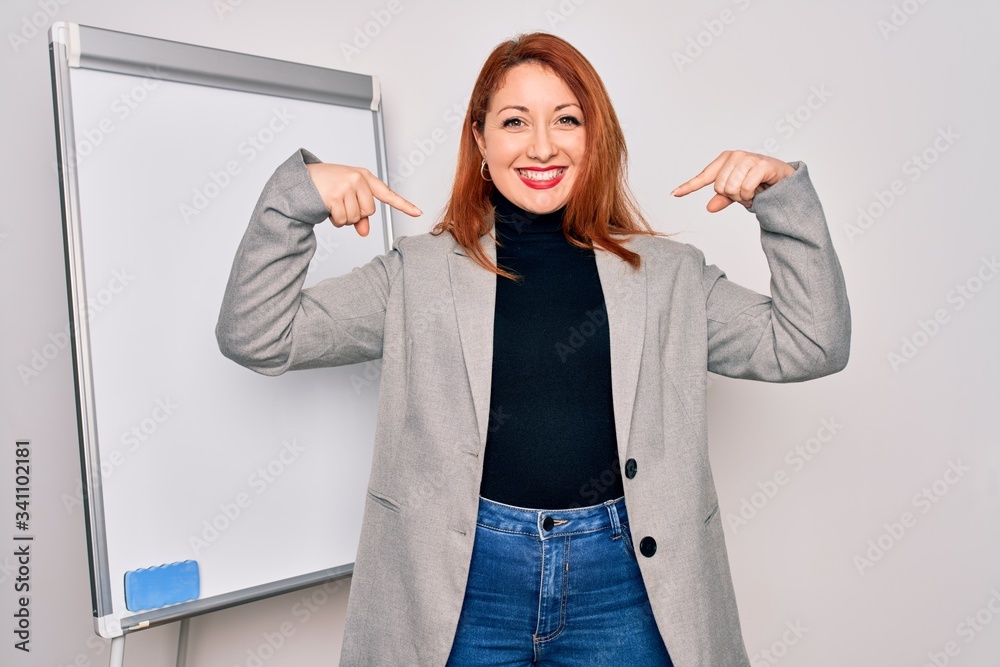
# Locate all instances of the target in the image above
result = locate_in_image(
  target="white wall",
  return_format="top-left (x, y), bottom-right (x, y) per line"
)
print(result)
top-left (1, 1), bottom-right (997, 665)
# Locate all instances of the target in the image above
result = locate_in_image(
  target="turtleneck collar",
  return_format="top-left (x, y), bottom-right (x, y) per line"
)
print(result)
top-left (490, 188), bottom-right (566, 235)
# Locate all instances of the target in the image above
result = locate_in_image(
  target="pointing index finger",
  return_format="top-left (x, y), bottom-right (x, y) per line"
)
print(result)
top-left (670, 152), bottom-right (728, 197)
top-left (363, 171), bottom-right (423, 217)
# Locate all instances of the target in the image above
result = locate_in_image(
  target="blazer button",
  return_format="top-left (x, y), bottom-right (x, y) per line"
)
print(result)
top-left (639, 536), bottom-right (657, 557)
top-left (542, 516), bottom-right (554, 531)
top-left (624, 458), bottom-right (637, 479)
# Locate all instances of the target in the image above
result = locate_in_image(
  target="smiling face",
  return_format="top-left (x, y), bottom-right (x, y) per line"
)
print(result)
top-left (473, 62), bottom-right (586, 214)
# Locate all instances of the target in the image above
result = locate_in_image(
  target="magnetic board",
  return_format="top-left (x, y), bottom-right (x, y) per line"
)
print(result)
top-left (49, 22), bottom-right (393, 638)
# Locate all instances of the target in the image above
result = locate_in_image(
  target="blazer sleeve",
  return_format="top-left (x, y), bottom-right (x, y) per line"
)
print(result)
top-left (215, 148), bottom-right (403, 376)
top-left (698, 161), bottom-right (851, 382)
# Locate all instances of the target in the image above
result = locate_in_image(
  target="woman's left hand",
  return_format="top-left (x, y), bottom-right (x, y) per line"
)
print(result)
top-left (670, 150), bottom-right (796, 213)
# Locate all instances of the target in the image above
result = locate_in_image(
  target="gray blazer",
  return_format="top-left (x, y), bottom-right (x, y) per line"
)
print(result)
top-left (216, 149), bottom-right (850, 666)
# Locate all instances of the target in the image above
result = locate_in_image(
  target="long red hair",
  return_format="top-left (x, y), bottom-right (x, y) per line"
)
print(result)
top-left (431, 32), bottom-right (661, 279)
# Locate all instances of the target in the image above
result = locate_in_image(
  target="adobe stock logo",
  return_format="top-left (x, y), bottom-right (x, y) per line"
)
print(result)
top-left (671, 0), bottom-right (754, 73)
top-left (178, 108), bottom-right (294, 223)
top-left (49, 66), bottom-right (162, 176)
top-left (387, 98), bottom-right (466, 186)
top-left (843, 126), bottom-right (959, 244)
top-left (8, 0), bottom-right (73, 54)
top-left (749, 620), bottom-right (808, 667)
top-left (852, 459), bottom-right (970, 576)
top-left (920, 589), bottom-right (1000, 667)
top-left (212, 0), bottom-right (247, 21)
top-left (17, 268), bottom-right (136, 385)
top-left (751, 85), bottom-right (833, 157)
top-left (545, 0), bottom-right (590, 29)
top-left (726, 417), bottom-right (843, 534)
top-left (339, 1), bottom-right (404, 63)
top-left (877, 0), bottom-right (932, 40)
top-left (887, 254), bottom-right (998, 372)
top-left (188, 439), bottom-right (306, 556)
top-left (554, 308), bottom-right (607, 363)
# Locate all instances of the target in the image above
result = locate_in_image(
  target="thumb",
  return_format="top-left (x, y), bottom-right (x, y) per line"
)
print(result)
top-left (706, 193), bottom-right (734, 213)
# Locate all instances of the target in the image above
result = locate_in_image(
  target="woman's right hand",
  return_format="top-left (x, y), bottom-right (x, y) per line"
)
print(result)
top-left (306, 163), bottom-right (422, 237)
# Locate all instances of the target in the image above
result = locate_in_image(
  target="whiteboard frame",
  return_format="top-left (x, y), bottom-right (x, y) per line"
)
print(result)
top-left (48, 21), bottom-right (394, 638)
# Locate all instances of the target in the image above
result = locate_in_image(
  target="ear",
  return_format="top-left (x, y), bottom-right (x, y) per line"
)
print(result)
top-left (472, 122), bottom-right (487, 158)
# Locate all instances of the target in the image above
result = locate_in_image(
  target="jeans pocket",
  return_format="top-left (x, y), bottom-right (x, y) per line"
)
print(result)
top-left (619, 522), bottom-right (637, 559)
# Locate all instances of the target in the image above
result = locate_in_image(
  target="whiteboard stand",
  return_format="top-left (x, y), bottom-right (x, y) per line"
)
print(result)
top-left (109, 636), bottom-right (124, 667)
top-left (49, 21), bottom-right (393, 658)
top-left (175, 618), bottom-right (190, 667)
top-left (103, 616), bottom-right (188, 667)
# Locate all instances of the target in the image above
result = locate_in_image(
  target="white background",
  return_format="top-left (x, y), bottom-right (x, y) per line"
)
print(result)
top-left (0, 1), bottom-right (997, 665)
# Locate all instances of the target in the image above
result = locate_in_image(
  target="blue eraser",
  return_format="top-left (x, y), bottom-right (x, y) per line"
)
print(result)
top-left (124, 560), bottom-right (200, 611)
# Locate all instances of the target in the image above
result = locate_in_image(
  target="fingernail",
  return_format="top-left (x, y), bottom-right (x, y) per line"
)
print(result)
top-left (670, 187), bottom-right (679, 196)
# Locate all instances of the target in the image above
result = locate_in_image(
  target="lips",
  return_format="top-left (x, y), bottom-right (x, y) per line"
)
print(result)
top-left (516, 167), bottom-right (566, 190)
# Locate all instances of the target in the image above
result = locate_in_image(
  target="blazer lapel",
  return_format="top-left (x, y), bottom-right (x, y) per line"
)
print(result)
top-left (447, 233), bottom-right (498, 450)
top-left (595, 245), bottom-right (647, 464)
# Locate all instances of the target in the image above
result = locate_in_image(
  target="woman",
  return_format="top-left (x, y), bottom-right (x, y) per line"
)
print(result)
top-left (217, 32), bottom-right (850, 667)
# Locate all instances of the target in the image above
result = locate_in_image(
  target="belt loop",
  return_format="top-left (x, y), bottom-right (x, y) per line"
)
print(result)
top-left (606, 500), bottom-right (622, 537)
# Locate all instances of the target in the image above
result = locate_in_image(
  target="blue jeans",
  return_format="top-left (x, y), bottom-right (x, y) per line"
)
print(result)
top-left (446, 495), bottom-right (674, 666)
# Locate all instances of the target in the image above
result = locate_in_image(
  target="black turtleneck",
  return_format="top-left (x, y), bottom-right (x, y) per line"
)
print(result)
top-left (478, 189), bottom-right (624, 510)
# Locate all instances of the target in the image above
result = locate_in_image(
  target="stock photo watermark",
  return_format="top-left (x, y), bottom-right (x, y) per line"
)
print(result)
top-left (308, 231), bottom-right (342, 273)
top-left (213, 0), bottom-right (249, 21)
top-left (749, 619), bottom-right (809, 667)
top-left (554, 308), bottom-right (607, 363)
top-left (751, 85), bottom-right (834, 157)
top-left (843, 126), bottom-right (959, 244)
top-left (178, 108), bottom-right (295, 223)
top-left (919, 588), bottom-right (1000, 666)
top-left (61, 398), bottom-right (181, 513)
top-left (236, 621), bottom-right (297, 667)
top-left (17, 267), bottom-right (136, 386)
top-left (339, 0), bottom-right (404, 63)
top-left (388, 99), bottom-right (466, 186)
top-left (671, 0), bottom-right (755, 73)
top-left (877, 0), bottom-right (933, 40)
top-left (545, 0), bottom-right (591, 29)
top-left (188, 438), bottom-right (306, 556)
top-left (349, 293), bottom-right (454, 395)
top-left (852, 459), bottom-right (970, 576)
top-left (887, 254), bottom-right (997, 372)
top-left (232, 576), bottom-right (350, 667)
top-left (52, 632), bottom-right (112, 667)
top-left (7, 0), bottom-right (73, 53)
top-left (49, 66), bottom-right (163, 178)
top-left (11, 440), bottom-right (33, 652)
top-left (350, 358), bottom-right (384, 395)
top-left (726, 417), bottom-right (844, 534)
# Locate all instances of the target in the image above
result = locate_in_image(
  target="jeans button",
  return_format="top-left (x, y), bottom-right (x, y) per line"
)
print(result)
top-left (542, 515), bottom-right (554, 531)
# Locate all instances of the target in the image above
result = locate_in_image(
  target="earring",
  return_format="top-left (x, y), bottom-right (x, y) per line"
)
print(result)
top-left (480, 158), bottom-right (492, 182)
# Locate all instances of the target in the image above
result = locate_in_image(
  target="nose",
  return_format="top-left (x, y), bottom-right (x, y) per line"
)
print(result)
top-left (527, 125), bottom-right (557, 162)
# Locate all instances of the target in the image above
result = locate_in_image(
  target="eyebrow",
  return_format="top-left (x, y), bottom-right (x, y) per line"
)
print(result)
top-left (495, 103), bottom-right (581, 114)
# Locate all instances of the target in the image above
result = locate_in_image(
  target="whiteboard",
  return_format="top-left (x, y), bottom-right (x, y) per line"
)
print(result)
top-left (49, 22), bottom-right (392, 638)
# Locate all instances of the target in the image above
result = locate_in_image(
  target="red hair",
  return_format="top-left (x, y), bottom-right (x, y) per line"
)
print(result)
top-left (431, 32), bottom-right (661, 280)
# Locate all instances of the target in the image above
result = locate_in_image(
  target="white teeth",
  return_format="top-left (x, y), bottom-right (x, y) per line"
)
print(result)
top-left (517, 168), bottom-right (565, 181)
